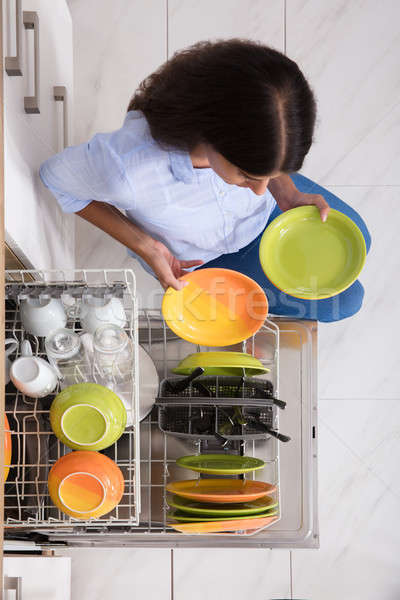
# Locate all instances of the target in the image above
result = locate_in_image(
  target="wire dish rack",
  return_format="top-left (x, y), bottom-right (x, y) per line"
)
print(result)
top-left (4, 269), bottom-right (281, 539)
top-left (4, 269), bottom-right (140, 529)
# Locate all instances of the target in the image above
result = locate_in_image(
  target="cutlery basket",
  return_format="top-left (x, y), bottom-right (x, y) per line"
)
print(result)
top-left (156, 376), bottom-right (278, 441)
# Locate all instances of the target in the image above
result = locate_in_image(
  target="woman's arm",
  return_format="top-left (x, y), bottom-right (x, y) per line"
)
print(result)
top-left (77, 201), bottom-right (203, 290)
top-left (268, 173), bottom-right (330, 221)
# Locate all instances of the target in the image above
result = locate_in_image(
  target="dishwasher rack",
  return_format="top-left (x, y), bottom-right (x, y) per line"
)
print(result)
top-left (4, 269), bottom-right (281, 539)
top-left (4, 269), bottom-right (140, 529)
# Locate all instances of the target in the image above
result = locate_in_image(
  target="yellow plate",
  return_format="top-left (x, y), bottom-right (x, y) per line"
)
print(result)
top-left (166, 479), bottom-right (276, 503)
top-left (162, 268), bottom-right (268, 346)
top-left (168, 514), bottom-right (278, 533)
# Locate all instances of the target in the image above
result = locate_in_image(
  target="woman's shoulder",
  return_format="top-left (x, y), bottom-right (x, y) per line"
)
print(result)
top-left (105, 110), bottom-right (166, 161)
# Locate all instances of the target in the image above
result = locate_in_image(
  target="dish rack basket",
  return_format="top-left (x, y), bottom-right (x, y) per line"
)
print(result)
top-left (4, 269), bottom-right (140, 529)
top-left (156, 376), bottom-right (278, 441)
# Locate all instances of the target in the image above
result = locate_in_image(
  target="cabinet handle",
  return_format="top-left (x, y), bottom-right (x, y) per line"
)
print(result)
top-left (4, 575), bottom-right (22, 599)
top-left (5, 0), bottom-right (23, 75)
top-left (54, 86), bottom-right (68, 148)
top-left (23, 11), bottom-right (40, 114)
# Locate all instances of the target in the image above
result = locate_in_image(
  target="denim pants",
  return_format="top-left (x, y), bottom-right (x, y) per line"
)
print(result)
top-left (197, 173), bottom-right (371, 323)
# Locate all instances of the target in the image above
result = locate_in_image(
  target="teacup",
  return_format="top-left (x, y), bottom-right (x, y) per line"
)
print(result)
top-left (19, 296), bottom-right (67, 337)
top-left (10, 340), bottom-right (59, 397)
top-left (78, 296), bottom-right (127, 335)
top-left (5, 339), bottom-right (19, 385)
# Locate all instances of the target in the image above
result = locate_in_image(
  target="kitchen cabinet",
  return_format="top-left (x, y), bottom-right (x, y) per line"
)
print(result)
top-left (3, 0), bottom-right (75, 270)
top-left (4, 555), bottom-right (71, 599)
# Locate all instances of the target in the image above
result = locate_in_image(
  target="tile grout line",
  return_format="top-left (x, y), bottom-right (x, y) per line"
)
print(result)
top-left (319, 397), bottom-right (400, 401)
top-left (289, 550), bottom-right (293, 599)
top-left (166, 0), bottom-right (169, 60)
top-left (170, 548), bottom-right (174, 600)
top-left (283, 0), bottom-right (287, 54)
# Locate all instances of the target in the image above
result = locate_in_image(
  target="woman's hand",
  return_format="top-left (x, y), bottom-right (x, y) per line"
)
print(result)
top-left (144, 240), bottom-right (203, 291)
top-left (268, 174), bottom-right (330, 222)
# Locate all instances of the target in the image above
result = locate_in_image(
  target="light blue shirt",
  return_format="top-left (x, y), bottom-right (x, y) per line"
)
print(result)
top-left (39, 110), bottom-right (276, 275)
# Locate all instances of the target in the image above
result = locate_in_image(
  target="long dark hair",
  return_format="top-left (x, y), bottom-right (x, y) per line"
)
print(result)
top-left (128, 39), bottom-right (316, 175)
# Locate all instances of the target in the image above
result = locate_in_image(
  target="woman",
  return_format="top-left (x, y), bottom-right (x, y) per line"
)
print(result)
top-left (40, 39), bottom-right (370, 322)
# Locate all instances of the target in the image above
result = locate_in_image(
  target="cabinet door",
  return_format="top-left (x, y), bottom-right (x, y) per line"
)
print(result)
top-left (4, 0), bottom-right (73, 153)
top-left (3, 556), bottom-right (71, 600)
top-left (3, 0), bottom-right (75, 270)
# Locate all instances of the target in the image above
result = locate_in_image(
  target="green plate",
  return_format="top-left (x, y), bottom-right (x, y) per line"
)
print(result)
top-left (172, 351), bottom-right (269, 377)
top-left (176, 454), bottom-right (265, 475)
top-left (259, 206), bottom-right (366, 300)
top-left (167, 494), bottom-right (278, 516)
top-left (168, 509), bottom-right (279, 522)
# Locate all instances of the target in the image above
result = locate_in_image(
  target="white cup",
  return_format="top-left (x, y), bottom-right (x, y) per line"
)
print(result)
top-left (5, 339), bottom-right (19, 385)
top-left (20, 297), bottom-right (67, 337)
top-left (10, 340), bottom-right (59, 397)
top-left (79, 296), bottom-right (127, 335)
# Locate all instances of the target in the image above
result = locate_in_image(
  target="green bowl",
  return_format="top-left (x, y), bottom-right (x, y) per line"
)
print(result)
top-left (50, 383), bottom-right (127, 451)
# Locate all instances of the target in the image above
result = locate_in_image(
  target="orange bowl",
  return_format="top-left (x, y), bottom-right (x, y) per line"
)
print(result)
top-left (162, 268), bottom-right (268, 346)
top-left (48, 451), bottom-right (124, 519)
top-left (4, 415), bottom-right (11, 482)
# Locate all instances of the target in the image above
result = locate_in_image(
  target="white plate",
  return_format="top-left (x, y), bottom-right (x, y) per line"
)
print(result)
top-left (118, 345), bottom-right (159, 425)
top-left (137, 345), bottom-right (159, 422)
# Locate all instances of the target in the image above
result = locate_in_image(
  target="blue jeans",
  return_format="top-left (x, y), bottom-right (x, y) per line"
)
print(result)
top-left (197, 173), bottom-right (371, 323)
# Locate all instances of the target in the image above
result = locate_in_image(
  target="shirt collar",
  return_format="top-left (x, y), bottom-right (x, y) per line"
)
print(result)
top-left (168, 148), bottom-right (196, 184)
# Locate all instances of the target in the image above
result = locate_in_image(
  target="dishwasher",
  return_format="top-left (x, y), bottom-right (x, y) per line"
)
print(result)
top-left (4, 268), bottom-right (319, 549)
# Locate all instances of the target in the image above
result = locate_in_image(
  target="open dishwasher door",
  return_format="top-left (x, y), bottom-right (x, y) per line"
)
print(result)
top-left (45, 312), bottom-right (318, 549)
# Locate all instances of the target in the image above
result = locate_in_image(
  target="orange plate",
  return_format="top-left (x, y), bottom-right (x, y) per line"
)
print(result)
top-left (162, 268), bottom-right (268, 346)
top-left (166, 479), bottom-right (276, 504)
top-left (4, 415), bottom-right (12, 481)
top-left (168, 514), bottom-right (278, 534)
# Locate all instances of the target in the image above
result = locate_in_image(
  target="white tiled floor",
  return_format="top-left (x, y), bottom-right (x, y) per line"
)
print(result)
top-left (291, 399), bottom-right (400, 600)
top-left (56, 548), bottom-right (171, 599)
top-left (62, 1), bottom-right (400, 598)
top-left (173, 549), bottom-right (291, 600)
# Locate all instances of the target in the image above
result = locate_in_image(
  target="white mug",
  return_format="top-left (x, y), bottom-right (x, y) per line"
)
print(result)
top-left (5, 338), bottom-right (19, 385)
top-left (19, 297), bottom-right (67, 337)
top-left (10, 340), bottom-right (59, 398)
top-left (79, 296), bottom-right (127, 335)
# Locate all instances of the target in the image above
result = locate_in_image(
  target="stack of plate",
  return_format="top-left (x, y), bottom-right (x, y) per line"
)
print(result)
top-left (166, 454), bottom-right (279, 533)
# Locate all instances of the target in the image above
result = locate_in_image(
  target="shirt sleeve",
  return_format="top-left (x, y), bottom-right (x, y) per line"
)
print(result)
top-left (39, 132), bottom-right (135, 214)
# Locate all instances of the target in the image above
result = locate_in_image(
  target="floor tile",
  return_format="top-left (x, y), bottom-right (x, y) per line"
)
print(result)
top-left (66, 0), bottom-right (166, 144)
top-left (168, 0), bottom-right (284, 55)
top-left (319, 186), bottom-right (400, 398)
top-left (286, 0), bottom-right (400, 185)
top-left (174, 548), bottom-right (291, 600)
top-left (291, 398), bottom-right (400, 600)
top-left (56, 548), bottom-right (171, 600)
